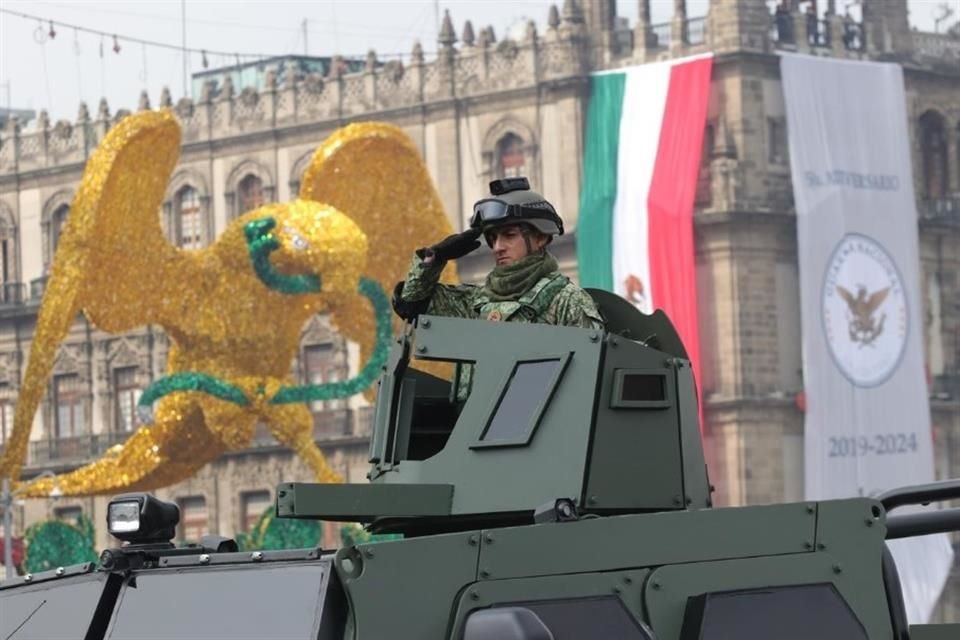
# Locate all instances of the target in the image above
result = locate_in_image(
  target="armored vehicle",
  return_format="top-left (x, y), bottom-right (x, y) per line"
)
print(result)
top-left (2, 293), bottom-right (958, 639)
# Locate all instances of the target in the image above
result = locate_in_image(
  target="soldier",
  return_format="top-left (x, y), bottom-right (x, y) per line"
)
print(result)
top-left (392, 177), bottom-right (604, 330)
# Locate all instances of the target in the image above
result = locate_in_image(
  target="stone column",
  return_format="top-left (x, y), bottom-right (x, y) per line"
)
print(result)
top-left (410, 41), bottom-right (425, 104)
top-left (2, 116), bottom-right (20, 174)
top-left (213, 76), bottom-right (234, 138)
top-left (671, 0), bottom-right (688, 50)
top-left (634, 0), bottom-right (653, 59)
top-left (279, 60), bottom-right (298, 121)
top-left (77, 102), bottom-right (91, 159)
top-left (364, 49), bottom-right (378, 109)
top-left (327, 55), bottom-right (345, 121)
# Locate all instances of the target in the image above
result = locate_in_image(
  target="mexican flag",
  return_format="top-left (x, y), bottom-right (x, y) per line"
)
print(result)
top-left (577, 55), bottom-right (713, 423)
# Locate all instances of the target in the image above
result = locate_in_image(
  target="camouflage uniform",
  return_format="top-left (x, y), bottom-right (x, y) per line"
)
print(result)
top-left (400, 254), bottom-right (604, 330)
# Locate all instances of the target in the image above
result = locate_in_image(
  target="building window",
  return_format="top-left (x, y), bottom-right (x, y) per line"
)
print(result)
top-left (918, 111), bottom-right (948, 200)
top-left (54, 373), bottom-right (86, 438)
top-left (0, 388), bottom-right (13, 449)
top-left (114, 367), bottom-right (141, 432)
top-left (51, 205), bottom-right (69, 254)
top-left (768, 118), bottom-right (786, 165)
top-left (0, 237), bottom-right (11, 286)
top-left (176, 185), bottom-right (204, 249)
top-left (303, 344), bottom-right (338, 412)
top-left (177, 496), bottom-right (208, 542)
top-left (956, 121), bottom-right (960, 188)
top-left (495, 133), bottom-right (526, 179)
top-left (54, 506), bottom-right (82, 525)
top-left (238, 174), bottom-right (265, 214)
top-left (240, 491), bottom-right (271, 532)
top-left (0, 214), bottom-right (15, 288)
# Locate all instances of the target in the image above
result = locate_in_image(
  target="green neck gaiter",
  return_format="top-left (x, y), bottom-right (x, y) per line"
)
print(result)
top-left (482, 252), bottom-right (559, 302)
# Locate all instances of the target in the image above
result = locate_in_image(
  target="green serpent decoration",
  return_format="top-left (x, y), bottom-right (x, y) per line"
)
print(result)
top-left (137, 217), bottom-right (391, 420)
top-left (244, 217), bottom-right (322, 295)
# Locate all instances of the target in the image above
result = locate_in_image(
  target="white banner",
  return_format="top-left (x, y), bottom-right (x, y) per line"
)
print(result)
top-left (782, 53), bottom-right (952, 623)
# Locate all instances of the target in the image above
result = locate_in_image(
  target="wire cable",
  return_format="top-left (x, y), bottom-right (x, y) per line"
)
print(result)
top-left (0, 6), bottom-right (435, 61)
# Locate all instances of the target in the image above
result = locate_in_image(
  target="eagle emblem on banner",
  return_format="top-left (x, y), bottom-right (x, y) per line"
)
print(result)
top-left (623, 274), bottom-right (648, 311)
top-left (821, 233), bottom-right (907, 388)
top-left (836, 284), bottom-right (889, 346)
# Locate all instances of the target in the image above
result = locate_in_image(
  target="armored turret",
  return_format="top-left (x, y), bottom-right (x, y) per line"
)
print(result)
top-left (278, 291), bottom-right (710, 535)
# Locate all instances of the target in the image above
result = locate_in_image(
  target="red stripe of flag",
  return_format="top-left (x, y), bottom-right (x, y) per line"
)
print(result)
top-left (647, 57), bottom-right (712, 432)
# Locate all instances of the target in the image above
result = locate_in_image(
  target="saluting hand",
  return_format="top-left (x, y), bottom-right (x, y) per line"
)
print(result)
top-left (417, 228), bottom-right (482, 264)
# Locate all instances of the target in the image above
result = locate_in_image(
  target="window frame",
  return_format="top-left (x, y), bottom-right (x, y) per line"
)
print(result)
top-left (302, 343), bottom-right (344, 412)
top-left (175, 185), bottom-right (204, 249)
top-left (610, 368), bottom-right (673, 409)
top-left (240, 490), bottom-right (272, 533)
top-left (54, 505), bottom-right (83, 525)
top-left (53, 373), bottom-right (86, 438)
top-left (495, 133), bottom-right (527, 180)
top-left (51, 204), bottom-right (70, 259)
top-left (470, 353), bottom-right (571, 450)
top-left (113, 366), bottom-right (142, 433)
top-left (918, 111), bottom-right (948, 200)
top-left (0, 385), bottom-right (13, 447)
top-left (238, 173), bottom-right (265, 215)
top-left (177, 496), bottom-right (209, 543)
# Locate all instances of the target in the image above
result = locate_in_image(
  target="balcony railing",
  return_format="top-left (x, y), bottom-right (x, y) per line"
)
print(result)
top-left (313, 407), bottom-right (351, 439)
top-left (919, 196), bottom-right (960, 224)
top-left (29, 275), bottom-right (48, 301)
top-left (912, 32), bottom-right (960, 63)
top-left (0, 282), bottom-right (25, 305)
top-left (809, 19), bottom-right (831, 48)
top-left (650, 22), bottom-right (672, 49)
top-left (931, 373), bottom-right (960, 401)
top-left (28, 430), bottom-right (133, 466)
top-left (243, 408), bottom-right (355, 450)
top-left (353, 405), bottom-right (375, 437)
top-left (771, 12), bottom-right (796, 45)
top-left (840, 21), bottom-right (865, 52)
top-left (27, 407), bottom-right (370, 467)
top-left (770, 13), bottom-right (864, 52)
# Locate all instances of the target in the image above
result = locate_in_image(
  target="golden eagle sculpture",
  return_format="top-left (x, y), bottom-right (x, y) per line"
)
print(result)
top-left (0, 110), bottom-right (456, 497)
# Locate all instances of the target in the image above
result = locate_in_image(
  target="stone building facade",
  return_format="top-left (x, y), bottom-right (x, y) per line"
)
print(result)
top-left (0, 0), bottom-right (958, 618)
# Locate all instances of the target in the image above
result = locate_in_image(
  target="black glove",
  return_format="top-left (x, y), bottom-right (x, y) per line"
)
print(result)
top-left (392, 281), bottom-right (430, 321)
top-left (416, 229), bottom-right (482, 262)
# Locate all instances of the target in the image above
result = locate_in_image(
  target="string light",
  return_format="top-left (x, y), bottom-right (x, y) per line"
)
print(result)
top-left (32, 19), bottom-right (46, 44)
top-left (1, 7), bottom-right (430, 62)
top-left (48, 20), bottom-right (56, 40)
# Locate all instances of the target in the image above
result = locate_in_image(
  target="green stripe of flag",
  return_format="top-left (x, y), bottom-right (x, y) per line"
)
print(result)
top-left (576, 72), bottom-right (626, 291)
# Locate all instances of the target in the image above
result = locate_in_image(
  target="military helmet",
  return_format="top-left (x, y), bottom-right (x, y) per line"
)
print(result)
top-left (470, 177), bottom-right (565, 237)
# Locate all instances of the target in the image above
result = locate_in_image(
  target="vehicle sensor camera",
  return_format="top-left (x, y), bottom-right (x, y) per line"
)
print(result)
top-left (107, 493), bottom-right (180, 544)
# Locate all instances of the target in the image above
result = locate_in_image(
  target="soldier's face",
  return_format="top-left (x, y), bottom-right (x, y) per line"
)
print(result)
top-left (488, 225), bottom-right (546, 266)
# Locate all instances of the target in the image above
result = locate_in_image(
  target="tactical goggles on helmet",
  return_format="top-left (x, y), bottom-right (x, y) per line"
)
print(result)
top-left (470, 199), bottom-right (564, 234)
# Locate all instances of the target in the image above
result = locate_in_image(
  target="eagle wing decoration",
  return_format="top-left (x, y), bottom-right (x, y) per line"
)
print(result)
top-left (298, 123), bottom-right (459, 378)
top-left (0, 111), bottom-right (194, 480)
top-left (836, 285), bottom-right (857, 310)
top-left (864, 287), bottom-right (890, 316)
